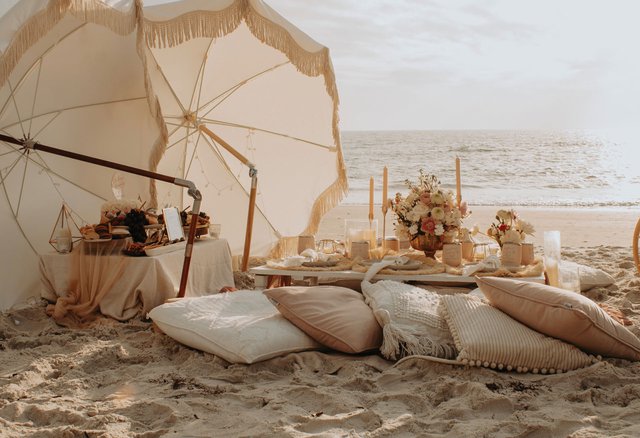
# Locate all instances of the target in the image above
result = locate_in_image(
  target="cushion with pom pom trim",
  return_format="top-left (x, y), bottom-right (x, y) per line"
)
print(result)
top-left (440, 294), bottom-right (595, 374)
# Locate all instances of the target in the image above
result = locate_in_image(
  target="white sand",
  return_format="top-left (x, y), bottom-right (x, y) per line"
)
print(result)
top-left (1, 209), bottom-right (640, 437)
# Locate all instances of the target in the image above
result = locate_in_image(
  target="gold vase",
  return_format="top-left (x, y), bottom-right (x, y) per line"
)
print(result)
top-left (410, 234), bottom-right (443, 259)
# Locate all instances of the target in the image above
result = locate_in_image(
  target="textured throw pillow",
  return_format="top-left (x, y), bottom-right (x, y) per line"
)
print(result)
top-left (477, 276), bottom-right (640, 361)
top-left (263, 286), bottom-right (382, 354)
top-left (361, 280), bottom-right (457, 361)
top-left (562, 261), bottom-right (615, 291)
top-left (148, 291), bottom-right (320, 364)
top-left (440, 294), bottom-right (595, 373)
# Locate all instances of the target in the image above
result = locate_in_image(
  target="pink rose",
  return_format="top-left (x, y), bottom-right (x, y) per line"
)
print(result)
top-left (421, 216), bottom-right (436, 234)
top-left (419, 193), bottom-right (431, 205)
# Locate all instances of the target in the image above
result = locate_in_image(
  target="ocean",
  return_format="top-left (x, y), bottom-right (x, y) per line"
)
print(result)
top-left (340, 130), bottom-right (640, 207)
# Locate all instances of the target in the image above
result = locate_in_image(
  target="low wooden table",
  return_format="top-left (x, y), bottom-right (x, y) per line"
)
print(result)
top-left (249, 265), bottom-right (546, 288)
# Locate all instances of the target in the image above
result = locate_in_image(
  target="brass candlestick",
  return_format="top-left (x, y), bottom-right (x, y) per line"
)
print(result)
top-left (381, 198), bottom-right (389, 250)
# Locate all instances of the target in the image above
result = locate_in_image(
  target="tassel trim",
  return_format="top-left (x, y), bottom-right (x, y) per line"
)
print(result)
top-left (141, 0), bottom-right (347, 255)
top-left (375, 309), bottom-right (457, 361)
top-left (0, 0), bottom-right (138, 89)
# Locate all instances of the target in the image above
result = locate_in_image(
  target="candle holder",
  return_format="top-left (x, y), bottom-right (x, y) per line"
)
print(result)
top-left (49, 203), bottom-right (82, 253)
top-left (345, 219), bottom-right (377, 257)
top-left (381, 198), bottom-right (390, 250)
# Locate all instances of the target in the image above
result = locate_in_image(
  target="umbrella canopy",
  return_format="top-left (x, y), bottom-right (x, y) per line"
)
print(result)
top-left (141, 0), bottom-right (347, 258)
top-left (0, 0), bottom-right (163, 310)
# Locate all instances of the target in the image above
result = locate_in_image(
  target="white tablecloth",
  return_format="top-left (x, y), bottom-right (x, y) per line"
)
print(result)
top-left (39, 238), bottom-right (234, 321)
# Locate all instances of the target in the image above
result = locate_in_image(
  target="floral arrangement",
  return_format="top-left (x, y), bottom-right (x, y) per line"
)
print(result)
top-left (391, 170), bottom-right (469, 243)
top-left (487, 209), bottom-right (535, 246)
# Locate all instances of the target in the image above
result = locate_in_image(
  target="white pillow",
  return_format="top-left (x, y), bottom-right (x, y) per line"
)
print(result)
top-left (148, 291), bottom-right (321, 364)
top-left (561, 261), bottom-right (615, 291)
top-left (361, 280), bottom-right (457, 361)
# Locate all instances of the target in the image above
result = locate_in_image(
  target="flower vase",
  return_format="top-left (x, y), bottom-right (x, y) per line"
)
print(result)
top-left (410, 234), bottom-right (443, 259)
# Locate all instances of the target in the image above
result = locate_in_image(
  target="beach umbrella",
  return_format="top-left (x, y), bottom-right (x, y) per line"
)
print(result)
top-left (0, 0), bottom-right (164, 310)
top-left (140, 0), bottom-right (347, 268)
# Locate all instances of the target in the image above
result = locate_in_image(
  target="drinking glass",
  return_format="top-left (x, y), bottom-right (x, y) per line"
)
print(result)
top-left (544, 231), bottom-right (561, 287)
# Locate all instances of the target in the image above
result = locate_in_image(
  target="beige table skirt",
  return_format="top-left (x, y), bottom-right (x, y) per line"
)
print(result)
top-left (40, 238), bottom-right (234, 323)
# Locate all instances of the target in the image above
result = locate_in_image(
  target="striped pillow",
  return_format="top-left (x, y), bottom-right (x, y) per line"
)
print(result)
top-left (439, 294), bottom-right (596, 374)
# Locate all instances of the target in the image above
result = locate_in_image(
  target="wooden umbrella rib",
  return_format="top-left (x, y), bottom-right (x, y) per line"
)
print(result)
top-left (32, 149), bottom-right (107, 203)
top-left (0, 153), bottom-right (23, 187)
top-left (147, 50), bottom-right (187, 116)
top-left (14, 151), bottom-right (29, 217)
top-left (1, 97), bottom-right (149, 139)
top-left (199, 132), bottom-right (278, 235)
top-left (6, 80), bottom-right (26, 140)
top-left (27, 60), bottom-right (43, 137)
top-left (191, 38), bottom-right (215, 115)
top-left (198, 118), bottom-right (333, 150)
top-left (0, 22), bottom-right (86, 123)
top-left (1, 182), bottom-right (37, 255)
top-left (198, 61), bottom-right (291, 117)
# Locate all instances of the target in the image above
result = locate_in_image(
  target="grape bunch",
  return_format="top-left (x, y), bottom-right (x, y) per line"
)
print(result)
top-left (124, 209), bottom-right (149, 243)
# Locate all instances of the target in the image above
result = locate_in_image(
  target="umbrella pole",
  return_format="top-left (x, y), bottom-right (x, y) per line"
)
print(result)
top-left (0, 133), bottom-right (202, 299)
top-left (177, 191), bottom-right (202, 297)
top-left (242, 172), bottom-right (258, 272)
top-left (197, 125), bottom-right (258, 272)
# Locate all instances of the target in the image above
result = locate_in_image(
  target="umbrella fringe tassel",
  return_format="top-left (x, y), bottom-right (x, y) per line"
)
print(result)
top-left (0, 0), bottom-right (137, 89)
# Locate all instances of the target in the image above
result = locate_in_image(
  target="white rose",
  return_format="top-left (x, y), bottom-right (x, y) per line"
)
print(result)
top-left (413, 203), bottom-right (429, 217)
top-left (395, 223), bottom-right (410, 239)
top-left (434, 223), bottom-right (445, 236)
top-left (431, 207), bottom-right (445, 221)
top-left (409, 224), bottom-right (419, 236)
top-left (406, 209), bottom-right (421, 222)
top-left (502, 229), bottom-right (522, 244)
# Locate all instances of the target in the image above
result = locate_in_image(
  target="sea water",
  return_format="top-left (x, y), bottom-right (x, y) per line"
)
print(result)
top-left (341, 130), bottom-right (640, 207)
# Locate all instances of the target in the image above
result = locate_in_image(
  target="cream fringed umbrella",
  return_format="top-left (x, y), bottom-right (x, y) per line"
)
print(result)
top-left (0, 0), bottom-right (164, 310)
top-left (140, 0), bottom-right (348, 268)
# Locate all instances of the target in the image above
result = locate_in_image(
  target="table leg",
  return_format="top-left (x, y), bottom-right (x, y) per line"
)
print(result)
top-left (266, 275), bottom-right (292, 289)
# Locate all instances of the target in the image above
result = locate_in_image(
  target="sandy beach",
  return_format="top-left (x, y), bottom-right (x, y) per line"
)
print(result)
top-left (317, 204), bottom-right (640, 248)
top-left (1, 206), bottom-right (640, 437)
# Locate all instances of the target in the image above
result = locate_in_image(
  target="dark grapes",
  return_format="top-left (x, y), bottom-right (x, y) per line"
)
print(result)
top-left (124, 209), bottom-right (149, 243)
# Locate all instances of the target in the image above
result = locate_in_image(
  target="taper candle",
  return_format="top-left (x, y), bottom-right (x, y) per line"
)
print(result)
top-left (369, 177), bottom-right (374, 220)
top-left (382, 167), bottom-right (388, 213)
top-left (455, 156), bottom-right (461, 207)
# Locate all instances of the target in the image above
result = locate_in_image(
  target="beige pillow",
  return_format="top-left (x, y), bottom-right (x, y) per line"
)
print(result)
top-left (562, 261), bottom-right (615, 291)
top-left (264, 286), bottom-right (383, 354)
top-left (477, 276), bottom-right (640, 361)
top-left (440, 294), bottom-right (595, 373)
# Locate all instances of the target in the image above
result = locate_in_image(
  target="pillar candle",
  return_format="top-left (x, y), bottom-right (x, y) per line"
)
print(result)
top-left (382, 167), bottom-right (388, 212)
top-left (455, 156), bottom-right (462, 207)
top-left (369, 177), bottom-right (374, 220)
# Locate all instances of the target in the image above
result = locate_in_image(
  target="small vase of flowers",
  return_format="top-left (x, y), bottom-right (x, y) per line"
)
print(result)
top-left (391, 170), bottom-right (469, 258)
top-left (487, 209), bottom-right (535, 247)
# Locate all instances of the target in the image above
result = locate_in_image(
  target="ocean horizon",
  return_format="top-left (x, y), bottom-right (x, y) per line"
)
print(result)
top-left (340, 129), bottom-right (640, 208)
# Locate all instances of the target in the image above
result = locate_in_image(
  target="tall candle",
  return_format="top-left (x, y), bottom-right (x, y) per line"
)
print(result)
top-left (455, 156), bottom-right (461, 207)
top-left (382, 166), bottom-right (388, 213)
top-left (369, 177), bottom-right (374, 220)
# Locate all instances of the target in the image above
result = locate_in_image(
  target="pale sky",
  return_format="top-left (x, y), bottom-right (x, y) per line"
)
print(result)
top-left (4, 0), bottom-right (639, 131)
top-left (263, 0), bottom-right (640, 131)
